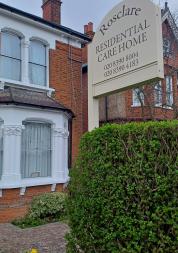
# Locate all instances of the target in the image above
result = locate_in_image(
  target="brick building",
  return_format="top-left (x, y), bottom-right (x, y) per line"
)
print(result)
top-left (0, 0), bottom-right (177, 223)
top-left (0, 0), bottom-right (90, 222)
top-left (98, 3), bottom-right (178, 124)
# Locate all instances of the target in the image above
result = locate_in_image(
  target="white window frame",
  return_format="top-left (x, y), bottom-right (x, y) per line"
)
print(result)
top-left (21, 120), bottom-right (52, 179)
top-left (154, 81), bottom-right (162, 107)
top-left (132, 88), bottom-right (144, 107)
top-left (165, 76), bottom-right (173, 107)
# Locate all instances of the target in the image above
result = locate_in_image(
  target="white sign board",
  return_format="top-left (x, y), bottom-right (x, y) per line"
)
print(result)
top-left (88, 0), bottom-right (164, 130)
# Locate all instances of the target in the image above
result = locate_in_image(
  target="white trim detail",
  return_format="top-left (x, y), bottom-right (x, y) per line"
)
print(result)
top-left (3, 125), bottom-right (24, 136)
top-left (20, 187), bottom-right (26, 196)
top-left (1, 27), bottom-right (25, 38)
top-left (53, 128), bottom-right (69, 138)
top-left (51, 183), bottom-right (56, 192)
top-left (0, 81), bottom-right (5, 90)
top-left (0, 78), bottom-right (55, 93)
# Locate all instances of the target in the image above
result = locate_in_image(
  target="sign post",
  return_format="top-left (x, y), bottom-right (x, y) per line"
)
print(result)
top-left (88, 0), bottom-right (164, 131)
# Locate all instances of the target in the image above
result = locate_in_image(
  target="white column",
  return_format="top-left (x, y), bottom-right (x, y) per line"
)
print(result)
top-left (22, 40), bottom-right (30, 84)
top-left (88, 93), bottom-right (99, 131)
top-left (63, 129), bottom-right (69, 181)
top-left (1, 125), bottom-right (23, 186)
top-left (52, 127), bottom-right (69, 182)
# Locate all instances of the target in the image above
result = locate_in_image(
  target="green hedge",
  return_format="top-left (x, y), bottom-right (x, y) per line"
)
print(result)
top-left (66, 121), bottom-right (178, 253)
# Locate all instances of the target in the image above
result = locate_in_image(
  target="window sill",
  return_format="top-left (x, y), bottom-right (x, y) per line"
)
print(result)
top-left (0, 78), bottom-right (55, 95)
top-left (0, 176), bottom-right (70, 189)
top-left (162, 105), bottom-right (173, 110)
top-left (131, 104), bottom-right (143, 107)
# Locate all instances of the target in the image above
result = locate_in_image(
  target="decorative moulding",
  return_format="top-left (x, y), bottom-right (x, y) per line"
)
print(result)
top-left (53, 127), bottom-right (69, 138)
top-left (3, 125), bottom-right (24, 136)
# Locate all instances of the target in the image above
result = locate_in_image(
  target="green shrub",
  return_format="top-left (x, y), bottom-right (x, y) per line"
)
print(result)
top-left (66, 121), bottom-right (178, 253)
top-left (29, 192), bottom-right (67, 220)
top-left (12, 216), bottom-right (46, 229)
top-left (13, 192), bottom-right (67, 228)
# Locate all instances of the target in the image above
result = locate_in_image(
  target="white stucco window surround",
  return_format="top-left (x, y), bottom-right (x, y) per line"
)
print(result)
top-left (0, 106), bottom-right (70, 189)
top-left (0, 27), bottom-right (52, 92)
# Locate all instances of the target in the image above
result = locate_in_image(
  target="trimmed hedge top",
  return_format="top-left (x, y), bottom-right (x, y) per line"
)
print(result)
top-left (67, 121), bottom-right (178, 253)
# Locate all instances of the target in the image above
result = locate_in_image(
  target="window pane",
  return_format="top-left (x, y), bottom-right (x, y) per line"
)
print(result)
top-left (132, 88), bottom-right (144, 106)
top-left (154, 82), bottom-right (162, 106)
top-left (0, 127), bottom-right (3, 179)
top-left (166, 76), bottom-right (173, 106)
top-left (29, 41), bottom-right (46, 65)
top-left (163, 38), bottom-right (171, 57)
top-left (21, 122), bottom-right (52, 178)
top-left (0, 56), bottom-right (21, 81)
top-left (1, 32), bottom-right (21, 59)
top-left (29, 63), bottom-right (46, 86)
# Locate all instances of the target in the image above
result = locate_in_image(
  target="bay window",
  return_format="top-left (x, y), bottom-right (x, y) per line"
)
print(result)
top-left (0, 31), bottom-right (21, 81)
top-left (21, 122), bottom-right (52, 178)
top-left (29, 40), bottom-right (47, 86)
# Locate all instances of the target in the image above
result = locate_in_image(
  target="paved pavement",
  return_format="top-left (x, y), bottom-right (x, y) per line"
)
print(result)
top-left (0, 222), bottom-right (69, 253)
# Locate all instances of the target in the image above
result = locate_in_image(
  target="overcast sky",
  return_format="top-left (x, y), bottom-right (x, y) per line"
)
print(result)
top-left (0, 0), bottom-right (178, 33)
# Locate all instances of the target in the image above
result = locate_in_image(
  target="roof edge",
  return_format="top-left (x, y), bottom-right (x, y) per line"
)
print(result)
top-left (0, 2), bottom-right (91, 42)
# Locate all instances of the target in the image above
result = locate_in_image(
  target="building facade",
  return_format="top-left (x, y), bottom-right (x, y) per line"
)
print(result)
top-left (0, 0), bottom-right (90, 222)
top-left (99, 3), bottom-right (178, 124)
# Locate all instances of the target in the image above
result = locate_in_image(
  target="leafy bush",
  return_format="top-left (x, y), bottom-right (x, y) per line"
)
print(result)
top-left (29, 192), bottom-right (67, 219)
top-left (66, 121), bottom-right (178, 253)
top-left (13, 192), bottom-right (67, 228)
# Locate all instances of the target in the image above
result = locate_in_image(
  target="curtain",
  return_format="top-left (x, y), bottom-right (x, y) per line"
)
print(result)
top-left (1, 32), bottom-right (21, 59)
top-left (21, 122), bottom-right (52, 178)
top-left (0, 56), bottom-right (21, 80)
top-left (29, 63), bottom-right (46, 86)
top-left (29, 41), bottom-right (46, 86)
top-left (29, 41), bottom-right (46, 65)
top-left (0, 32), bottom-right (21, 81)
top-left (0, 127), bottom-right (3, 179)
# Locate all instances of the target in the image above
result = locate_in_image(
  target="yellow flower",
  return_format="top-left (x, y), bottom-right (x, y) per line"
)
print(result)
top-left (30, 249), bottom-right (38, 253)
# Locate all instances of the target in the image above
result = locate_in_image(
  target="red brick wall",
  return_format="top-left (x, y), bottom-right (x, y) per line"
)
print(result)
top-left (0, 184), bottom-right (63, 223)
top-left (49, 40), bottom-right (85, 162)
